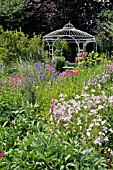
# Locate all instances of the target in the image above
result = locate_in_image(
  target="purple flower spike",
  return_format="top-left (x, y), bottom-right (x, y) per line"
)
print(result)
top-left (0, 63), bottom-right (2, 69)
top-left (26, 62), bottom-right (29, 66)
top-left (34, 63), bottom-right (39, 70)
top-left (29, 53), bottom-right (32, 58)
top-left (40, 70), bottom-right (44, 75)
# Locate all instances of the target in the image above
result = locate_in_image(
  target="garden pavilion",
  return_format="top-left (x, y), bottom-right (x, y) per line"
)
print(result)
top-left (43, 22), bottom-right (97, 60)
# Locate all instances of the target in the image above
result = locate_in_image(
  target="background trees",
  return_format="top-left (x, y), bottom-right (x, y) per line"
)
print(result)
top-left (0, 0), bottom-right (113, 54)
top-left (23, 0), bottom-right (113, 35)
top-left (96, 10), bottom-right (113, 57)
top-left (0, 0), bottom-right (29, 31)
top-left (0, 0), bottom-right (112, 36)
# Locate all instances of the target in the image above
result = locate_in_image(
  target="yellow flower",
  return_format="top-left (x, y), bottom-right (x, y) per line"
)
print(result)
top-left (96, 58), bottom-right (101, 60)
top-left (72, 69), bottom-right (79, 72)
top-left (35, 86), bottom-right (39, 90)
top-left (93, 56), bottom-right (97, 59)
top-left (54, 82), bottom-right (58, 85)
top-left (92, 51), bottom-right (94, 53)
top-left (78, 61), bottom-right (85, 65)
top-left (47, 81), bottom-right (51, 85)
top-left (95, 53), bottom-right (98, 57)
top-left (108, 60), bottom-right (111, 63)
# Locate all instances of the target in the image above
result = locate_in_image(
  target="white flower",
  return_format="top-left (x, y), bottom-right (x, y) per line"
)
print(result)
top-left (109, 128), bottom-right (113, 133)
top-left (75, 95), bottom-right (80, 99)
top-left (84, 86), bottom-right (88, 90)
top-left (83, 105), bottom-right (87, 109)
top-left (97, 83), bottom-right (101, 88)
top-left (77, 118), bottom-right (81, 125)
top-left (89, 123), bottom-right (94, 128)
top-left (90, 109), bottom-right (97, 115)
top-left (80, 126), bottom-right (82, 130)
top-left (103, 126), bottom-right (107, 131)
top-left (101, 120), bottom-right (106, 125)
top-left (98, 132), bottom-right (102, 135)
top-left (111, 150), bottom-right (113, 156)
top-left (108, 148), bottom-right (111, 152)
top-left (95, 122), bottom-right (100, 126)
top-left (91, 89), bottom-right (95, 93)
top-left (98, 105), bottom-right (104, 110)
top-left (104, 136), bottom-right (109, 142)
top-left (94, 136), bottom-right (102, 145)
top-left (86, 131), bottom-right (90, 137)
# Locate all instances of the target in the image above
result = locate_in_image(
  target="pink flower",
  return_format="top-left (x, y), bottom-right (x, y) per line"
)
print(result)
top-left (47, 65), bottom-right (53, 70)
top-left (60, 71), bottom-right (67, 77)
top-left (0, 150), bottom-right (6, 158)
top-left (100, 31), bottom-right (106, 35)
top-left (69, 71), bottom-right (78, 76)
top-left (75, 57), bottom-right (78, 62)
top-left (9, 74), bottom-right (26, 87)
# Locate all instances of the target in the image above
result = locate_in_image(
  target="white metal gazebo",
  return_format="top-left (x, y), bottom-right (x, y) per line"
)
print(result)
top-left (43, 22), bottom-right (97, 59)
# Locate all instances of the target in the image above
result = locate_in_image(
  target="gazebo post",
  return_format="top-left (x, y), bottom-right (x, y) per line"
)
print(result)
top-left (61, 41), bottom-right (66, 56)
top-left (51, 42), bottom-right (54, 60)
top-left (76, 42), bottom-right (80, 67)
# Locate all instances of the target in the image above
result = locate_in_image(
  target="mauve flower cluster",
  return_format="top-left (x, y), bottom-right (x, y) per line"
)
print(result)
top-left (106, 63), bottom-right (113, 72)
top-left (50, 90), bottom-right (113, 155)
top-left (9, 74), bottom-right (26, 87)
top-left (82, 65), bottom-right (113, 95)
top-left (87, 72), bottom-right (110, 88)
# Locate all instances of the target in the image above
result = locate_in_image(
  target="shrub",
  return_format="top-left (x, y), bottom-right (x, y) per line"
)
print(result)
top-left (0, 27), bottom-right (44, 65)
top-left (54, 56), bottom-right (65, 72)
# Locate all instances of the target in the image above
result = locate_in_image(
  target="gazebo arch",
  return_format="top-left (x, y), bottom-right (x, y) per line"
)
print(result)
top-left (43, 22), bottom-right (97, 60)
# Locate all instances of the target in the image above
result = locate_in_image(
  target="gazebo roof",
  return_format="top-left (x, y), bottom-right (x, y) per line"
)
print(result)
top-left (43, 22), bottom-right (94, 41)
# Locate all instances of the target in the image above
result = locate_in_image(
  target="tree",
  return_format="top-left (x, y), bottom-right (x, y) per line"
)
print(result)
top-left (0, 0), bottom-right (29, 31)
top-left (0, 0), bottom-right (112, 37)
top-left (24, 0), bottom-right (113, 36)
top-left (96, 9), bottom-right (113, 57)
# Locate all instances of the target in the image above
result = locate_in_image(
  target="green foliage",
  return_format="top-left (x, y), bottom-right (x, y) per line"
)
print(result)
top-left (0, 88), bottom-right (23, 125)
top-left (0, 28), bottom-right (44, 65)
top-left (0, 0), bottom-right (29, 30)
top-left (0, 127), bottom-right (107, 170)
top-left (54, 40), bottom-right (72, 62)
top-left (54, 56), bottom-right (65, 72)
top-left (1, 54), bottom-right (113, 169)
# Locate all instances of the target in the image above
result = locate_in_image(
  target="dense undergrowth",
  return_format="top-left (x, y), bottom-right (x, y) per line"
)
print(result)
top-left (0, 53), bottom-right (113, 169)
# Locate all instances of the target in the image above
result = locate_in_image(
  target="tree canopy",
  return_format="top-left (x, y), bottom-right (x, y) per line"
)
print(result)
top-left (0, 0), bottom-right (113, 36)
